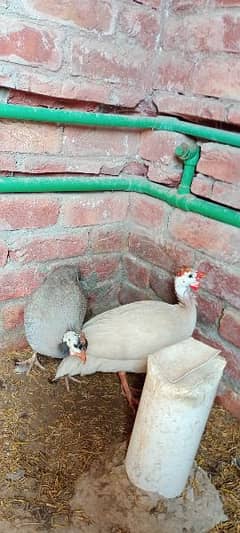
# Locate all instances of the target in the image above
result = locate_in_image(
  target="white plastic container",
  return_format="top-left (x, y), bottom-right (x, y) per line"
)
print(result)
top-left (125, 337), bottom-right (226, 498)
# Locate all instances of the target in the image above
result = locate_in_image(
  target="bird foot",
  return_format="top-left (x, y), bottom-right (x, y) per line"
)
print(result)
top-left (118, 372), bottom-right (140, 414)
top-left (14, 353), bottom-right (45, 375)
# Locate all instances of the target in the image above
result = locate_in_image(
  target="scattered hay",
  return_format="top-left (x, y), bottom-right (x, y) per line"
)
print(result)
top-left (0, 347), bottom-right (239, 531)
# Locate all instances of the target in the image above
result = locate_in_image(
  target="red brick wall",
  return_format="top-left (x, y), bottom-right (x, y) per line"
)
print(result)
top-left (0, 0), bottom-right (239, 413)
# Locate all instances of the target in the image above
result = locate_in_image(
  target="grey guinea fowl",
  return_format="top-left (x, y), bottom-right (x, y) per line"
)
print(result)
top-left (15, 265), bottom-right (87, 374)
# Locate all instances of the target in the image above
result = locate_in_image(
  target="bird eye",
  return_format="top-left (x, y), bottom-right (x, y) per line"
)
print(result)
top-left (188, 273), bottom-right (193, 278)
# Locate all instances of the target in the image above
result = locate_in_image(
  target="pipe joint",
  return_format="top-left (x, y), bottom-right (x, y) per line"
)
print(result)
top-left (175, 143), bottom-right (200, 165)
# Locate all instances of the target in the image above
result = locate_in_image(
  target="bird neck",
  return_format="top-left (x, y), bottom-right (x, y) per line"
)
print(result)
top-left (175, 286), bottom-right (197, 308)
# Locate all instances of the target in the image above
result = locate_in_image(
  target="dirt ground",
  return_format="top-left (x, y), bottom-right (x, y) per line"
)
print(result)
top-left (0, 348), bottom-right (239, 532)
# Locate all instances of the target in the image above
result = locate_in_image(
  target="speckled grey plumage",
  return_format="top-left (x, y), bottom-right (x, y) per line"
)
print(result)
top-left (24, 266), bottom-right (87, 358)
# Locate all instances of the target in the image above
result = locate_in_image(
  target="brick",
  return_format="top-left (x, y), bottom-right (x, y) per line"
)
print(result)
top-left (191, 174), bottom-right (213, 198)
top-left (215, 390), bottom-right (240, 421)
top-left (118, 5), bottom-right (161, 50)
top-left (139, 0), bottom-right (161, 7)
top-left (90, 227), bottom-right (127, 253)
top-left (61, 193), bottom-right (129, 227)
top-left (9, 233), bottom-right (89, 264)
top-left (198, 260), bottom-right (240, 309)
top-left (191, 56), bottom-right (240, 100)
top-left (192, 175), bottom-right (240, 211)
top-left (27, 0), bottom-right (114, 33)
top-left (193, 327), bottom-right (240, 382)
top-left (63, 127), bottom-right (140, 157)
top-left (0, 267), bottom-right (44, 301)
top-left (123, 255), bottom-right (150, 288)
top-left (129, 232), bottom-right (194, 272)
top-left (2, 69), bottom-right (146, 108)
top-left (79, 255), bottom-right (120, 283)
top-left (212, 181), bottom-right (240, 210)
top-left (155, 52), bottom-right (194, 92)
top-left (149, 267), bottom-right (176, 303)
top-left (128, 194), bottom-right (168, 229)
top-left (148, 164), bottom-right (181, 186)
top-left (0, 241), bottom-right (8, 267)
top-left (0, 122), bottom-right (62, 154)
top-left (88, 281), bottom-right (120, 315)
top-left (197, 143), bottom-right (240, 185)
top-left (18, 156), bottom-right (104, 175)
top-left (7, 90), bottom-right (99, 112)
top-left (153, 92), bottom-right (226, 123)
top-left (169, 0), bottom-right (207, 11)
top-left (169, 211), bottom-right (240, 264)
top-left (0, 197), bottom-right (59, 230)
top-left (164, 13), bottom-right (240, 54)
top-left (197, 292), bottom-right (223, 325)
top-left (0, 17), bottom-right (62, 71)
top-left (219, 308), bottom-right (240, 348)
top-left (119, 283), bottom-right (154, 305)
top-left (140, 131), bottom-right (189, 162)
top-left (2, 303), bottom-right (24, 330)
top-left (121, 161), bottom-right (147, 177)
top-left (71, 36), bottom-right (152, 88)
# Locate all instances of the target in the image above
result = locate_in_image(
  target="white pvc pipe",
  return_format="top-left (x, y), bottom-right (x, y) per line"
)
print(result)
top-left (125, 337), bottom-right (226, 498)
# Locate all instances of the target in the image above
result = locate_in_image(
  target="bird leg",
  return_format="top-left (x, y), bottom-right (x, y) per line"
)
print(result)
top-left (14, 352), bottom-right (45, 375)
top-left (118, 372), bottom-right (140, 413)
top-left (64, 375), bottom-right (81, 392)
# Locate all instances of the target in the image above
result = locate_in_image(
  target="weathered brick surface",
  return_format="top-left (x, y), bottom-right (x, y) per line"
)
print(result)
top-left (123, 255), bottom-right (150, 289)
top-left (27, 0), bottom-right (114, 33)
top-left (63, 127), bottom-right (140, 157)
top-left (118, 4), bottom-right (161, 50)
top-left (2, 302), bottom-right (24, 330)
top-left (71, 35), bottom-right (152, 88)
top-left (0, 197), bottom-right (59, 230)
top-left (89, 226), bottom-right (127, 253)
top-left (169, 0), bottom-right (207, 11)
top-left (149, 267), bottom-right (176, 303)
top-left (9, 233), bottom-right (89, 263)
top-left (197, 292), bottom-right (223, 326)
top-left (219, 308), bottom-right (240, 349)
top-left (128, 194), bottom-right (168, 230)
top-left (197, 143), bottom-right (240, 185)
top-left (79, 255), bottom-right (120, 283)
top-left (61, 193), bottom-right (129, 227)
top-left (129, 232), bottom-right (195, 273)
top-left (0, 121), bottom-right (62, 154)
top-left (198, 260), bottom-right (240, 309)
top-left (153, 92), bottom-right (226, 122)
top-left (164, 13), bottom-right (240, 54)
top-left (119, 283), bottom-right (155, 305)
top-left (192, 175), bottom-right (240, 210)
top-left (0, 17), bottom-right (62, 70)
top-left (169, 211), bottom-right (240, 264)
top-left (0, 267), bottom-right (44, 301)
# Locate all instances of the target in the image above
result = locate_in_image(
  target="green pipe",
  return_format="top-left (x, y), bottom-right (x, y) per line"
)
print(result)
top-left (175, 143), bottom-right (200, 195)
top-left (0, 103), bottom-right (240, 147)
top-left (1, 174), bottom-right (239, 227)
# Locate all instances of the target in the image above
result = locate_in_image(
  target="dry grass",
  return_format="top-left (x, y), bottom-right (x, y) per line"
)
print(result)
top-left (0, 348), bottom-right (239, 531)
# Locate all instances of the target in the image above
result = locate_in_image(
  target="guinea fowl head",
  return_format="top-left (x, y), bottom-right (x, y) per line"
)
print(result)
top-left (59, 330), bottom-right (84, 356)
top-left (174, 267), bottom-right (205, 303)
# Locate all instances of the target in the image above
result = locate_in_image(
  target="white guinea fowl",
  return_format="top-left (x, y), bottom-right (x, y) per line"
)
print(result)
top-left (53, 267), bottom-right (205, 410)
